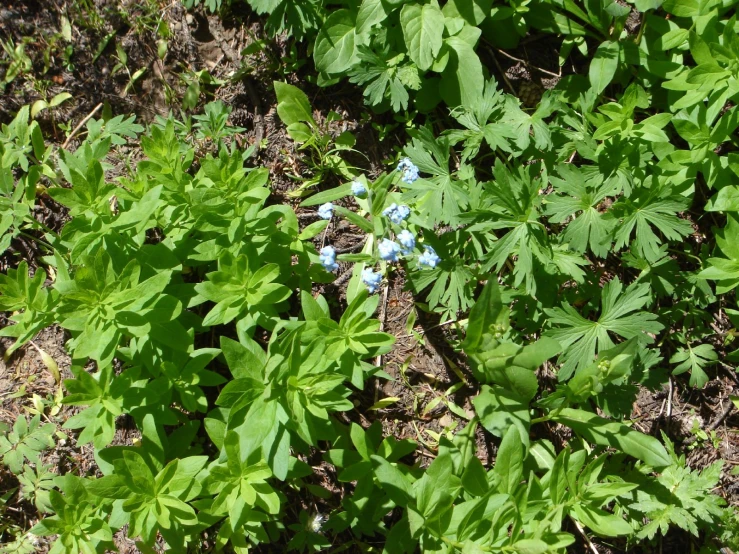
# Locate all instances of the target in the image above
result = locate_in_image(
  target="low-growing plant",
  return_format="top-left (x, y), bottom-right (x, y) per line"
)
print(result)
top-left (0, 92), bottom-right (735, 549)
top-left (274, 81), bottom-right (359, 193)
top-left (4, 0), bottom-right (739, 547)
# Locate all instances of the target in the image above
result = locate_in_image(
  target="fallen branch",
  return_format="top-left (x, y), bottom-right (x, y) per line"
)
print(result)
top-left (61, 103), bottom-right (103, 150)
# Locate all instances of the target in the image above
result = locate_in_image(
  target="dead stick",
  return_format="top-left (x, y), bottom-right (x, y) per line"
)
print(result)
top-left (707, 401), bottom-right (734, 432)
top-left (62, 103), bottom-right (103, 150)
top-left (684, 400), bottom-right (734, 446)
top-left (486, 46), bottom-right (516, 95)
top-left (374, 282), bottom-right (389, 369)
top-left (572, 518), bottom-right (599, 554)
top-left (494, 46), bottom-right (561, 78)
top-left (372, 281), bottom-right (390, 404)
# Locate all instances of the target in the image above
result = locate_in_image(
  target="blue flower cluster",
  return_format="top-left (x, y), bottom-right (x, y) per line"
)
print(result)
top-left (319, 246), bottom-right (338, 272)
top-left (397, 229), bottom-right (415, 254)
top-left (397, 157), bottom-right (420, 184)
top-left (418, 245), bottom-right (441, 268)
top-left (314, 167), bottom-right (441, 294)
top-left (318, 202), bottom-right (333, 220)
top-left (361, 267), bottom-right (382, 293)
top-left (378, 238), bottom-right (400, 262)
top-left (382, 203), bottom-right (410, 225)
top-left (351, 179), bottom-right (367, 197)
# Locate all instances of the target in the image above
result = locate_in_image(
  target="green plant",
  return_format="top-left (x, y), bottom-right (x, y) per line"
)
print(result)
top-left (0, 415), bottom-right (55, 474)
top-left (6, 0), bottom-right (739, 545)
top-left (0, 39), bottom-right (33, 90)
top-left (274, 81), bottom-right (359, 193)
top-left (17, 463), bottom-right (56, 513)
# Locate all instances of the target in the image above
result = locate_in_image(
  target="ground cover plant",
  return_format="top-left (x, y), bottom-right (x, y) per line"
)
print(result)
top-left (2, 0), bottom-right (739, 552)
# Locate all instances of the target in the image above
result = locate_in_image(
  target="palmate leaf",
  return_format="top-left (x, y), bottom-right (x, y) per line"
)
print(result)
top-left (502, 91), bottom-right (558, 152)
top-left (630, 436), bottom-right (725, 540)
top-left (445, 79), bottom-right (515, 162)
top-left (669, 343), bottom-right (717, 388)
top-left (467, 160), bottom-right (560, 294)
top-left (248, 0), bottom-right (325, 39)
top-left (544, 164), bottom-right (618, 257)
top-left (545, 278), bottom-right (664, 380)
top-left (400, 127), bottom-right (470, 226)
top-left (609, 181), bottom-right (693, 262)
top-left (698, 214), bottom-right (739, 293)
top-left (349, 47), bottom-right (411, 111)
top-left (409, 260), bottom-right (476, 322)
top-left (406, 230), bottom-right (477, 321)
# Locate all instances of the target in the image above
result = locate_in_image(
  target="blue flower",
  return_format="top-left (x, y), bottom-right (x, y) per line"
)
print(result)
top-left (397, 157), bottom-right (420, 184)
top-left (319, 246), bottom-right (338, 272)
top-left (318, 202), bottom-right (333, 220)
top-left (397, 230), bottom-right (415, 254)
top-left (418, 245), bottom-right (441, 268)
top-left (394, 205), bottom-right (410, 223)
top-left (362, 267), bottom-right (382, 293)
top-left (378, 239), bottom-right (401, 262)
top-left (351, 180), bottom-right (367, 197)
top-left (382, 203), bottom-right (411, 225)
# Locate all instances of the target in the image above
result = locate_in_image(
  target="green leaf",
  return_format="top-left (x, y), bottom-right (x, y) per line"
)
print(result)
top-left (609, 186), bottom-right (693, 262)
top-left (119, 449), bottom-right (156, 496)
top-left (706, 186), bottom-right (739, 212)
top-left (274, 81), bottom-right (315, 127)
top-left (371, 455), bottom-right (413, 507)
top-left (572, 504), bottom-right (633, 536)
top-left (314, 10), bottom-right (359, 75)
top-left (551, 408), bottom-right (671, 467)
top-left (300, 183), bottom-right (353, 207)
top-left (474, 385), bottom-right (530, 450)
top-left (400, 3), bottom-right (445, 71)
top-left (357, 0), bottom-right (388, 35)
top-left (0, 415), bottom-right (55, 473)
top-left (444, 0), bottom-right (493, 25)
top-left (462, 279), bottom-right (506, 353)
top-left (439, 36), bottom-right (484, 108)
top-left (493, 426), bottom-right (523, 494)
top-left (545, 278), bottom-right (663, 379)
top-left (333, 205), bottom-right (374, 233)
top-left (461, 456), bottom-right (489, 496)
top-left (662, 0), bottom-right (700, 17)
top-left (589, 41), bottom-right (620, 94)
top-left (629, 0), bottom-right (663, 12)
top-left (670, 344), bottom-right (717, 388)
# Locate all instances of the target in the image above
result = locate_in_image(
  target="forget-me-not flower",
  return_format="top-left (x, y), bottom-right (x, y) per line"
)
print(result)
top-left (382, 203), bottom-right (411, 225)
top-left (351, 180), bottom-right (367, 197)
top-left (418, 245), bottom-right (441, 268)
top-left (397, 157), bottom-right (420, 184)
top-left (318, 202), bottom-right (334, 220)
top-left (362, 267), bottom-right (382, 293)
top-left (397, 229), bottom-right (415, 254)
top-left (378, 239), bottom-right (401, 262)
top-left (319, 246), bottom-right (339, 272)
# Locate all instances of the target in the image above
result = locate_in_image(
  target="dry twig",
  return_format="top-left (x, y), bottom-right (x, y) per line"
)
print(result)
top-left (572, 518), bottom-right (599, 554)
top-left (61, 103), bottom-right (103, 149)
